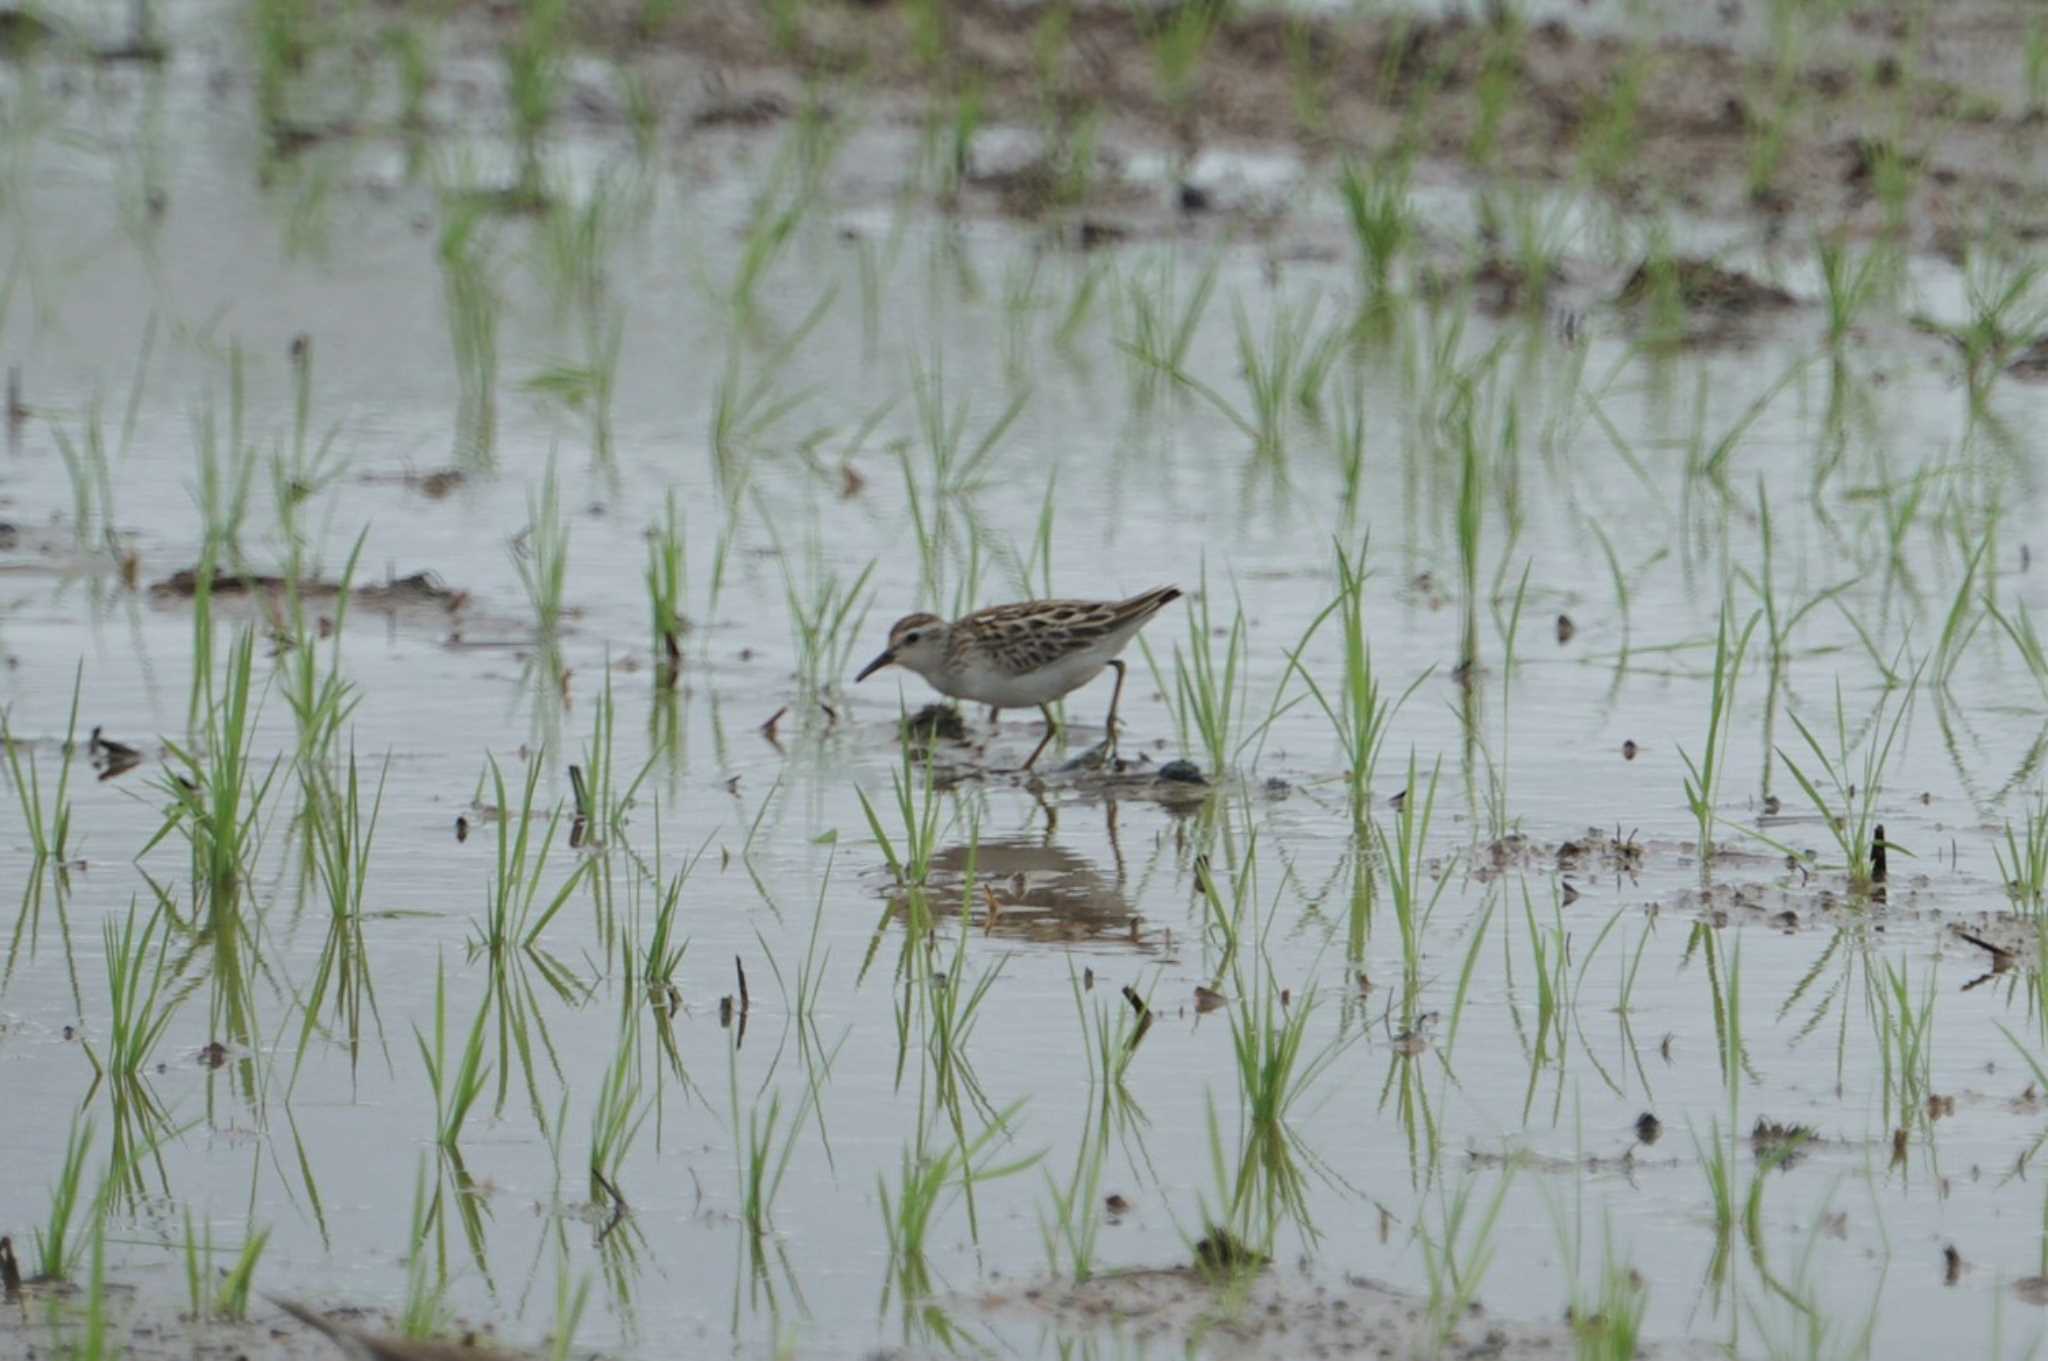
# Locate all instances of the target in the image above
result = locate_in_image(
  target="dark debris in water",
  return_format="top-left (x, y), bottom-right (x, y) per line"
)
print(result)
top-left (1193, 1228), bottom-right (1267, 1273)
top-left (1156, 759), bottom-right (1205, 785)
top-left (901, 703), bottom-right (968, 743)
top-left (1615, 257), bottom-right (1796, 315)
top-left (1751, 1118), bottom-right (1819, 1167)
top-left (151, 566), bottom-right (468, 613)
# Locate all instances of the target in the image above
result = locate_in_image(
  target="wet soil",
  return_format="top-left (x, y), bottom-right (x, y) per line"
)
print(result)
top-left (560, 0), bottom-right (2048, 252)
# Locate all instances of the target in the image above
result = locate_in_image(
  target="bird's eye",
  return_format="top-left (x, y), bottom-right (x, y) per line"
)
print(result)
top-left (903, 631), bottom-right (921, 644)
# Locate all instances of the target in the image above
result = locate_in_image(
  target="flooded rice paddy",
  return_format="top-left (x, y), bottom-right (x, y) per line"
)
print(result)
top-left (4, 0), bottom-right (2048, 1356)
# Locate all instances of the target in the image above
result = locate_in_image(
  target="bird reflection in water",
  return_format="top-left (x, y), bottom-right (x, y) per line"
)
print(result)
top-left (887, 835), bottom-right (1155, 948)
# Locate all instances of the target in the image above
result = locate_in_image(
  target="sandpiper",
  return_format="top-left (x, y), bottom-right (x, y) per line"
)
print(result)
top-left (855, 586), bottom-right (1182, 770)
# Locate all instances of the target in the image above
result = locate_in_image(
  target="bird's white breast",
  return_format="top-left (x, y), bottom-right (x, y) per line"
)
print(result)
top-left (937, 645), bottom-right (1114, 708)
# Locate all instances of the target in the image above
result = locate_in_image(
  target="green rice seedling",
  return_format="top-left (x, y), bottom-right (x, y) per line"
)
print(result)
top-left (215, 1221), bottom-right (270, 1321)
top-left (1416, 1172), bottom-right (1516, 1355)
top-left (1466, 17), bottom-right (1522, 165)
top-left (292, 744), bottom-right (389, 1088)
top-left (707, 291), bottom-right (832, 504)
top-left (52, 404), bottom-right (117, 552)
top-left (1777, 675), bottom-right (1916, 896)
top-left (34, 1112), bottom-right (94, 1280)
top-left (513, 461), bottom-right (570, 641)
top-left (728, 1037), bottom-right (812, 1238)
top-left (1070, 958), bottom-right (1151, 1126)
top-left (1177, 294), bottom-right (1324, 465)
top-left (641, 842), bottom-right (698, 993)
top-left (1997, 798), bottom-right (2048, 906)
top-left (477, 752), bottom-right (593, 953)
top-left (72, 1208), bottom-right (111, 1361)
top-left (248, 0), bottom-right (310, 131)
top-left (1337, 156), bottom-right (1410, 326)
top-left (1818, 234), bottom-right (1897, 351)
top-left (389, 23), bottom-right (433, 132)
top-left (440, 197), bottom-right (501, 466)
top-left (1873, 955), bottom-right (1936, 1134)
top-left (1744, 75), bottom-right (1793, 204)
top-left (1112, 252), bottom-right (1219, 411)
top-left (646, 491), bottom-right (686, 685)
top-left (880, 1099), bottom-right (1034, 1310)
top-left (1515, 886), bottom-right (1575, 1122)
top-left (182, 1207), bottom-right (208, 1317)
top-left (1050, 258), bottom-right (1104, 355)
top-left (503, 0), bottom-right (564, 201)
top-left (1548, 1201), bottom-right (1647, 1361)
top-left (778, 541), bottom-right (877, 699)
top-left (1041, 971), bottom-right (1138, 1278)
top-left (856, 741), bottom-right (945, 890)
top-left (1678, 601), bottom-right (1760, 865)
top-left (1571, 1253), bottom-right (1646, 1361)
top-left (1910, 245), bottom-right (2048, 409)
top-left (1279, 541), bottom-right (1420, 842)
top-left (1332, 361), bottom-right (1369, 515)
top-left (921, 907), bottom-right (1007, 1143)
top-left (589, 1018), bottom-right (650, 1205)
top-left (900, 350), bottom-right (1028, 595)
top-left (281, 530), bottom-right (364, 773)
top-left (1577, 50), bottom-right (1643, 189)
top-left (193, 348), bottom-right (262, 571)
top-left (153, 630), bottom-right (271, 1076)
top-left (414, 955), bottom-right (492, 1149)
top-left (1932, 531), bottom-right (1990, 686)
top-left (152, 628), bottom-right (277, 913)
top-left (574, 665), bottom-right (641, 864)
top-left (1454, 394), bottom-right (1483, 673)
top-left (548, 1248), bottom-right (593, 1361)
top-left (272, 338), bottom-right (348, 562)
top-left (1982, 590), bottom-right (2048, 707)
top-left (1376, 752), bottom-right (1450, 996)
top-left (998, 252), bottom-right (1045, 385)
top-left (396, 1157), bottom-right (452, 1338)
top-left (1163, 569), bottom-right (1249, 776)
top-left (82, 900), bottom-right (178, 1090)
top-left (1214, 964), bottom-right (1345, 1257)
top-left (1038, 1111), bottom-right (1109, 1282)
top-left (524, 305), bottom-right (624, 465)
top-left (0, 661), bottom-right (81, 866)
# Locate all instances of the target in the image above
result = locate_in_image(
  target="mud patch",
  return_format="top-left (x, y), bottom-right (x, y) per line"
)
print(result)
top-left (974, 1264), bottom-right (1712, 1360)
top-left (149, 566), bottom-right (470, 617)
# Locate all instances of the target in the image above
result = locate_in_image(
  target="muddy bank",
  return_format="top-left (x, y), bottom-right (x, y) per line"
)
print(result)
top-left (539, 0), bottom-right (2048, 249)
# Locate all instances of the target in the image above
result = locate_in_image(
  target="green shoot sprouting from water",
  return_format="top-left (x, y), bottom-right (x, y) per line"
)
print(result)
top-left (1678, 600), bottom-right (1759, 867)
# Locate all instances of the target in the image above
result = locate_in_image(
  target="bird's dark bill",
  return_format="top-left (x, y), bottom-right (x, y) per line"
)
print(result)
top-left (855, 649), bottom-right (895, 682)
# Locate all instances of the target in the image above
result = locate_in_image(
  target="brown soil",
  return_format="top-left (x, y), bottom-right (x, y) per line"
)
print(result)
top-left (565, 0), bottom-right (2048, 252)
top-left (149, 567), bottom-right (470, 613)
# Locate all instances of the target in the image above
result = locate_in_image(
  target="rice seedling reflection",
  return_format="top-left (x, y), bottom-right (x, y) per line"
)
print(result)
top-left (290, 742), bottom-right (388, 1094)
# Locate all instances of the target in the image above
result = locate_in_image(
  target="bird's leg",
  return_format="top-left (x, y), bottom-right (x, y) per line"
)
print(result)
top-left (987, 706), bottom-right (1001, 730)
top-left (1103, 659), bottom-right (1128, 750)
top-left (1020, 703), bottom-right (1059, 771)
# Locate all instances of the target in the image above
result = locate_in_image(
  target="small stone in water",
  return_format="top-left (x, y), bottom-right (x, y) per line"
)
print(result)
top-left (1157, 759), bottom-right (1205, 784)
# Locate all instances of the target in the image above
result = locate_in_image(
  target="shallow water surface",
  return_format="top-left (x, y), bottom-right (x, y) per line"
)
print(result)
top-left (3, 3), bottom-right (2048, 1358)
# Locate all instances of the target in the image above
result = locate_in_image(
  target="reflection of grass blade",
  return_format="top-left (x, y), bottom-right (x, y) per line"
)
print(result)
top-left (293, 744), bottom-right (389, 1090)
top-left (0, 660), bottom-right (82, 864)
top-left (414, 956), bottom-right (493, 1149)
